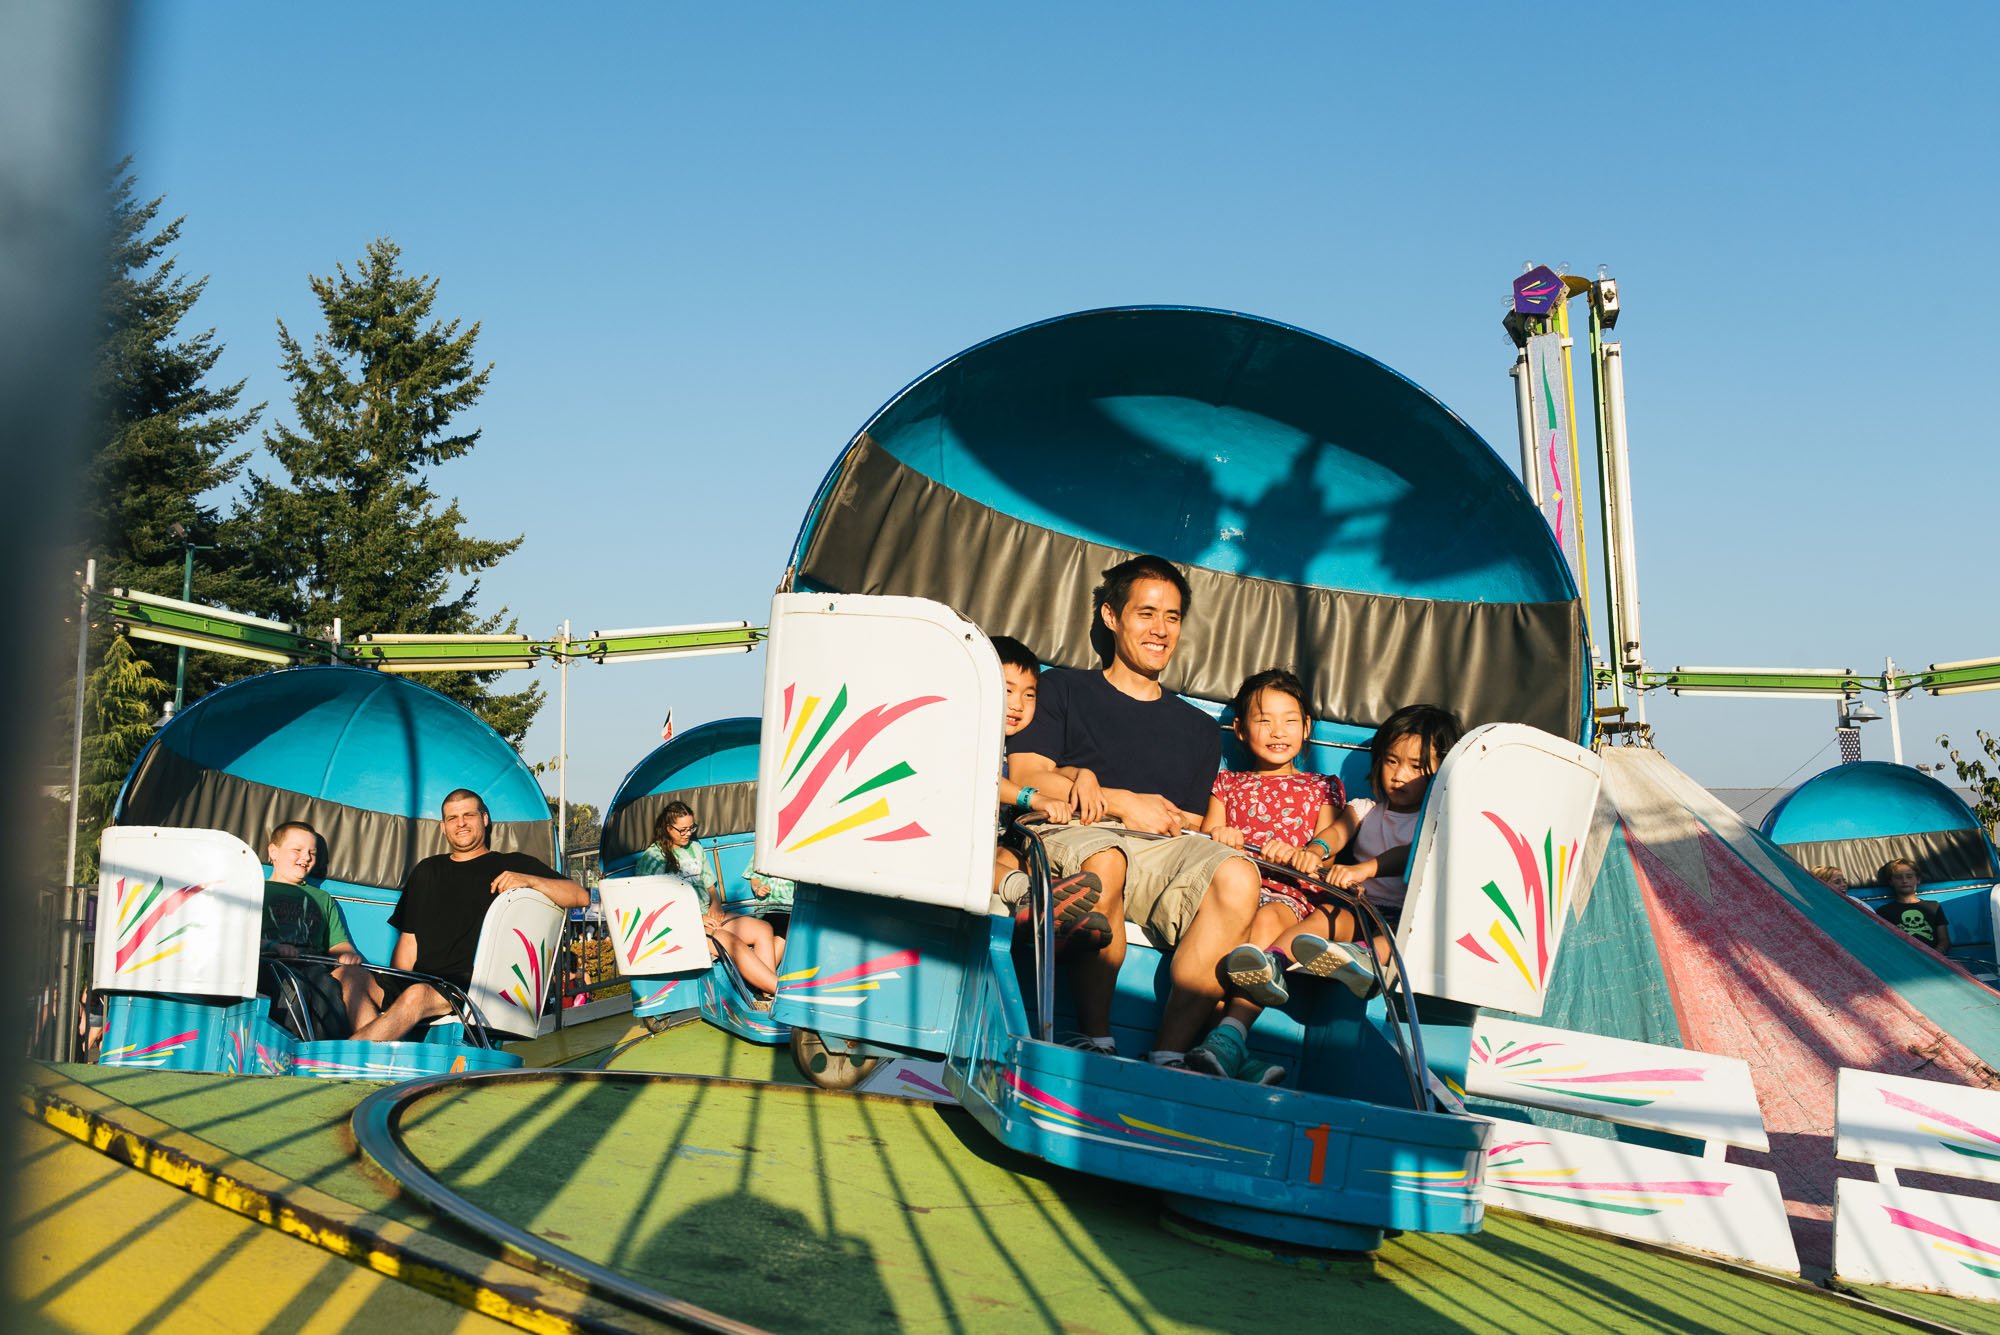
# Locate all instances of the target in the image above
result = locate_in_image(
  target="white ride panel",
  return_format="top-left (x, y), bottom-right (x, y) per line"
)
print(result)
top-left (1399, 723), bottom-right (1602, 1017)
top-left (1836, 1067), bottom-right (2000, 1186)
top-left (755, 593), bottom-right (1002, 913)
top-left (94, 826), bottom-right (264, 999)
top-left (600, 874), bottom-right (710, 978)
top-left (1836, 1178), bottom-right (2000, 1301)
top-left (1480, 1115), bottom-right (1799, 1273)
top-left (1466, 1016), bottom-right (1769, 1153)
top-left (464, 887), bottom-right (568, 1039)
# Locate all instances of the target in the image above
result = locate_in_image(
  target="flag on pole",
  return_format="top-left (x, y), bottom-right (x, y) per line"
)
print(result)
top-left (661, 708), bottom-right (674, 743)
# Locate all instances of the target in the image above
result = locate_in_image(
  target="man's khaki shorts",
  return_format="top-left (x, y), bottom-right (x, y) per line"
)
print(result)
top-left (1033, 822), bottom-right (1249, 949)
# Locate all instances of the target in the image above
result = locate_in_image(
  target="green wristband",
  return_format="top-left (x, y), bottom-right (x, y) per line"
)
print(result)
top-left (1016, 787), bottom-right (1038, 811)
top-left (1307, 838), bottom-right (1332, 856)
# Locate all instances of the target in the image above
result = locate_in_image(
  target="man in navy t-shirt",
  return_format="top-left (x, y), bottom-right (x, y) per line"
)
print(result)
top-left (1008, 555), bottom-right (1260, 1069)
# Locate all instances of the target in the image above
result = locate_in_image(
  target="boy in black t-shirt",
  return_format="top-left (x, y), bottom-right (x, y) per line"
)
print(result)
top-left (1874, 858), bottom-right (1951, 955)
top-left (350, 788), bottom-right (590, 1042)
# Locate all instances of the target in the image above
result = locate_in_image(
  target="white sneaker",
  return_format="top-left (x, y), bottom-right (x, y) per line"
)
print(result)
top-left (1291, 935), bottom-right (1379, 999)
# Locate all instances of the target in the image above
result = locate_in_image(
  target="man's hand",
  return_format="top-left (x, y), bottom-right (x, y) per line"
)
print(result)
top-left (1072, 770), bottom-right (1107, 824)
top-left (1211, 825), bottom-right (1246, 850)
top-left (490, 868), bottom-right (544, 896)
top-left (270, 943), bottom-right (299, 959)
top-left (1111, 790), bottom-right (1184, 836)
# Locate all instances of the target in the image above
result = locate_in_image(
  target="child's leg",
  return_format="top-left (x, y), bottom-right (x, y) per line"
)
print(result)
top-left (1246, 902), bottom-right (1294, 949)
top-left (713, 915), bottom-right (780, 994)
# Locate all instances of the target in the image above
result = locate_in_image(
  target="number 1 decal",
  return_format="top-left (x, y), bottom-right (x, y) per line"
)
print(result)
top-left (1303, 1123), bottom-right (1331, 1184)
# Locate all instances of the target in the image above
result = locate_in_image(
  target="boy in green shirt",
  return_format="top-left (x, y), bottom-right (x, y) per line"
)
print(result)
top-left (263, 821), bottom-right (374, 1031)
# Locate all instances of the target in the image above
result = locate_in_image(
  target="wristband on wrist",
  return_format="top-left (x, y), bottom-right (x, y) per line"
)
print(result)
top-left (1307, 837), bottom-right (1332, 856)
top-left (1016, 786), bottom-right (1039, 811)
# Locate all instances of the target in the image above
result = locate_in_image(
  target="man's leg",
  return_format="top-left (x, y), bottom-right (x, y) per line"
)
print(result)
top-left (1068, 847), bottom-right (1127, 1040)
top-left (350, 981), bottom-right (450, 1043)
top-left (1129, 848), bottom-right (1260, 1055)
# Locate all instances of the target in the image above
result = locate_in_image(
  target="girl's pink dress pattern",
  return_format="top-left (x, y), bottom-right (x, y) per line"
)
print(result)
top-left (1211, 770), bottom-right (1346, 919)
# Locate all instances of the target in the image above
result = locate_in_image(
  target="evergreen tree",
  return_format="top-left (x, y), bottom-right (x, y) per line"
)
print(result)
top-left (81, 163), bottom-right (268, 691)
top-left (70, 636), bottom-right (170, 885)
top-left (241, 239), bottom-right (543, 743)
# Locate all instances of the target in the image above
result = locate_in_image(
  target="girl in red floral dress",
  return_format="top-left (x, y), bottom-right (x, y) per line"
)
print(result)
top-left (1189, 669), bottom-right (1344, 1082)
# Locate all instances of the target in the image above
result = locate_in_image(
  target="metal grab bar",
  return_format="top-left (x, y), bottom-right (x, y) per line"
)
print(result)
top-left (265, 953), bottom-right (500, 1047)
top-left (999, 820), bottom-right (1433, 1111)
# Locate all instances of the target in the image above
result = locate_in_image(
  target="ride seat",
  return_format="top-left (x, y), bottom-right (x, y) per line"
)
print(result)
top-left (456, 887), bottom-right (569, 1040)
top-left (94, 826), bottom-right (266, 1000)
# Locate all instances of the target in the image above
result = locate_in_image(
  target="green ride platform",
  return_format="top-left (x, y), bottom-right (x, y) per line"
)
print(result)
top-left (18, 1019), bottom-right (2000, 1334)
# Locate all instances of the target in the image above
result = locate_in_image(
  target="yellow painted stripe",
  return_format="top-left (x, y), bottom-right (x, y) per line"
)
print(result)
top-left (780, 694), bottom-right (820, 770)
top-left (1488, 922), bottom-right (1537, 990)
top-left (787, 798), bottom-right (889, 851)
top-left (777, 965), bottom-right (819, 982)
top-left (1116, 1114), bottom-right (1264, 1155)
top-left (123, 943), bottom-right (184, 973)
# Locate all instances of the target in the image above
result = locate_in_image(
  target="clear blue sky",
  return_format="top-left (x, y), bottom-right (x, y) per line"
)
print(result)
top-left (118, 2), bottom-right (2000, 811)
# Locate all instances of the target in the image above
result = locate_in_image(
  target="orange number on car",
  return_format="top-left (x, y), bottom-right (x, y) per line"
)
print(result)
top-left (1303, 1122), bottom-right (1331, 1185)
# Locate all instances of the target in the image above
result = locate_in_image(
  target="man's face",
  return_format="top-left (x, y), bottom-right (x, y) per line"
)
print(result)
top-left (267, 829), bottom-right (316, 884)
top-left (442, 796), bottom-right (489, 855)
top-left (1101, 577), bottom-right (1183, 677)
top-left (1002, 663), bottom-right (1038, 736)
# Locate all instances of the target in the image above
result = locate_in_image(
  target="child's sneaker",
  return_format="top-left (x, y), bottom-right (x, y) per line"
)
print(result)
top-left (1292, 934), bottom-right (1379, 999)
top-left (1186, 1024), bottom-right (1246, 1078)
top-left (1235, 1055), bottom-right (1288, 1087)
top-left (1223, 944), bottom-right (1290, 1008)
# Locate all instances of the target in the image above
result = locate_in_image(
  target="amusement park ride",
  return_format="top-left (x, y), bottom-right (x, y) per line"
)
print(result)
top-left (27, 274), bottom-right (2000, 1332)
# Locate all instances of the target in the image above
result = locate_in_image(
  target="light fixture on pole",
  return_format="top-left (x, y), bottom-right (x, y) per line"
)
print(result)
top-left (165, 521), bottom-right (219, 710)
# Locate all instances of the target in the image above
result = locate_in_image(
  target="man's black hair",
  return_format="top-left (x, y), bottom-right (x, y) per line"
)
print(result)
top-left (1094, 554), bottom-right (1194, 622)
top-left (1230, 668), bottom-right (1311, 723)
top-left (441, 788), bottom-right (489, 817)
top-left (989, 635), bottom-right (1040, 676)
top-left (1370, 704), bottom-right (1464, 784)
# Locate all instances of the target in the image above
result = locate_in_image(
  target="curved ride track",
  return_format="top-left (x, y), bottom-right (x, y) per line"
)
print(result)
top-left (331, 1027), bottom-right (1968, 1335)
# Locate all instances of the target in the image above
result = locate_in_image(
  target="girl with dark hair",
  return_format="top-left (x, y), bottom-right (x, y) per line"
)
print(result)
top-left (637, 801), bottom-right (785, 1003)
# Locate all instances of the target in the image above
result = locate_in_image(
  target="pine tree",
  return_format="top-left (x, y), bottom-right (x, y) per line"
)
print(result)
top-left (240, 239), bottom-right (543, 743)
top-left (69, 636), bottom-right (170, 885)
top-left (81, 163), bottom-right (268, 692)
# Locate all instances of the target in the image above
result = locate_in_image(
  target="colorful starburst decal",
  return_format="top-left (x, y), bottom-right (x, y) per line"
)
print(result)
top-left (1883, 1205), bottom-right (2000, 1281)
top-left (1000, 1070), bottom-right (1270, 1164)
top-left (101, 1029), bottom-right (197, 1068)
top-left (1482, 1138), bottom-right (1731, 1217)
top-left (616, 901), bottom-right (688, 970)
top-left (1470, 1034), bottom-right (1706, 1109)
top-left (109, 875), bottom-right (209, 975)
top-left (224, 1028), bottom-right (291, 1075)
top-left (501, 927), bottom-right (555, 1010)
top-left (775, 681), bottom-right (942, 851)
top-left (1878, 1086), bottom-right (2000, 1166)
top-left (1453, 813), bottom-right (1577, 993)
top-left (1374, 1164), bottom-right (1482, 1202)
top-left (778, 949), bottom-right (916, 1008)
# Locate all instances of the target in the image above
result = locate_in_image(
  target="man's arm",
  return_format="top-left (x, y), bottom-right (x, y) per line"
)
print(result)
top-left (390, 931), bottom-right (419, 972)
top-left (491, 864), bottom-right (590, 909)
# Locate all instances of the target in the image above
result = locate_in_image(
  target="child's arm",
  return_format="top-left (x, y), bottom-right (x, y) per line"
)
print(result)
top-left (1325, 840), bottom-right (1411, 890)
top-left (1057, 766), bottom-right (1106, 824)
top-left (999, 775), bottom-right (1074, 826)
top-left (1200, 796), bottom-right (1244, 848)
top-left (1284, 802), bottom-right (1340, 873)
top-left (1935, 912), bottom-right (1953, 955)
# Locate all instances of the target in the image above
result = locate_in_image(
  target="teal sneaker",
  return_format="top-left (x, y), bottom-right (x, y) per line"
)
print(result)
top-left (1185, 1024), bottom-right (1246, 1078)
top-left (1292, 934), bottom-right (1379, 999)
top-left (1223, 944), bottom-right (1290, 1008)
top-left (1235, 1054), bottom-right (1288, 1087)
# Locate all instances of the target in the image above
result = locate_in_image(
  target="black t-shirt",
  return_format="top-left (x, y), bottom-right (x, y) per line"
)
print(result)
top-left (1876, 897), bottom-right (1947, 946)
top-left (1007, 667), bottom-right (1221, 816)
top-left (389, 850), bottom-right (559, 988)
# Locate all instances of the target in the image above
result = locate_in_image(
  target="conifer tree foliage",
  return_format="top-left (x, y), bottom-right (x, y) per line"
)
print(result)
top-left (241, 239), bottom-right (543, 744)
top-left (79, 163), bottom-right (267, 695)
top-left (70, 636), bottom-right (170, 885)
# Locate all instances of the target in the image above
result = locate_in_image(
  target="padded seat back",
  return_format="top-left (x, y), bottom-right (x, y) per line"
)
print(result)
top-left (463, 887), bottom-right (567, 1039)
top-left (599, 873), bottom-right (709, 978)
top-left (94, 826), bottom-right (266, 999)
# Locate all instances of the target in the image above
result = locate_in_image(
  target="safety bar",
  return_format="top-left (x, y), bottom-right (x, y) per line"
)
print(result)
top-left (267, 953), bottom-right (500, 1047)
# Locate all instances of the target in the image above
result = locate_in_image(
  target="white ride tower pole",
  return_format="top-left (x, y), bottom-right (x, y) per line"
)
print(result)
top-left (1884, 654), bottom-right (1905, 765)
top-left (1511, 353), bottom-right (1543, 505)
top-left (1601, 336), bottom-right (1645, 724)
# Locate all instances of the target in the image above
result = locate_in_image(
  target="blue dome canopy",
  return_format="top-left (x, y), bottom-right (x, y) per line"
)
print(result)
top-left (1764, 763), bottom-right (1986, 844)
top-left (789, 306), bottom-right (1588, 741)
top-left (602, 718), bottom-right (761, 872)
top-left (114, 666), bottom-right (553, 899)
top-left (1763, 762), bottom-right (1998, 890)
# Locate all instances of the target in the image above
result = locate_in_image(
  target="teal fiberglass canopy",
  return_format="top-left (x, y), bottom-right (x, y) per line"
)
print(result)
top-left (114, 666), bottom-right (552, 891)
top-left (790, 306), bottom-right (1588, 741)
top-left (602, 718), bottom-right (761, 872)
top-left (1763, 762), bottom-right (1999, 890)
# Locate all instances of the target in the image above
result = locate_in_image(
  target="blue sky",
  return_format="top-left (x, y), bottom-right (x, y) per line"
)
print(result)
top-left (118, 2), bottom-right (2000, 809)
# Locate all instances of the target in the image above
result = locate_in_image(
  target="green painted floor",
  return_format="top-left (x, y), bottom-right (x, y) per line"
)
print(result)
top-left (30, 1024), bottom-right (2000, 1335)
